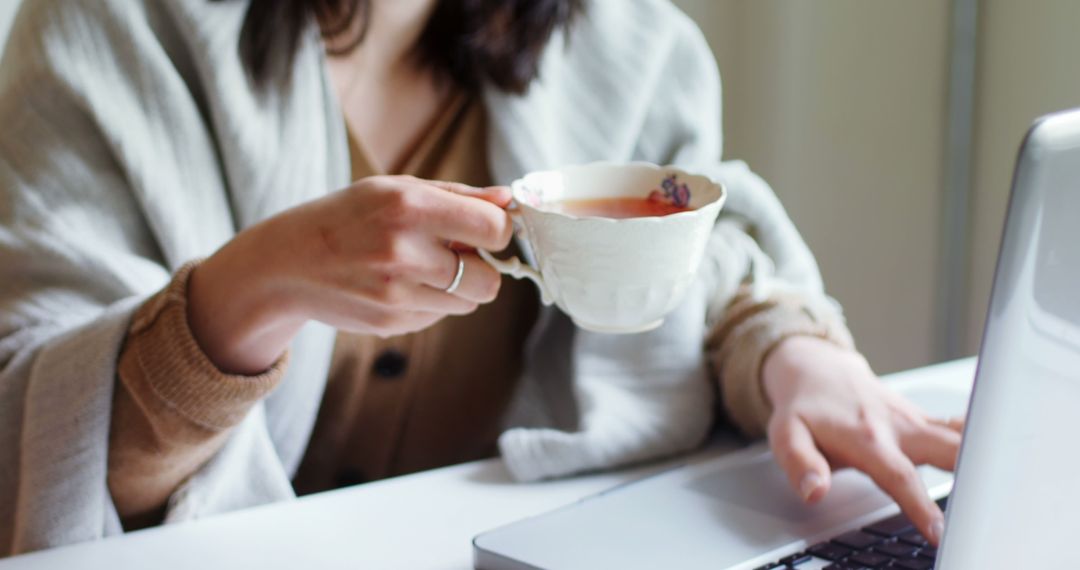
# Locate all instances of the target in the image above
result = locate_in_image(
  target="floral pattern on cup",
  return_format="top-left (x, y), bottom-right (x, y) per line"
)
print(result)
top-left (647, 174), bottom-right (691, 208)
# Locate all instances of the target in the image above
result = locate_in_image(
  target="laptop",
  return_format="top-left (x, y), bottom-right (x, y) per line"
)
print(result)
top-left (473, 107), bottom-right (1080, 569)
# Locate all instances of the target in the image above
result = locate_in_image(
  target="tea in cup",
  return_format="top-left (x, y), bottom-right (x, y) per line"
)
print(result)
top-left (478, 162), bottom-right (725, 334)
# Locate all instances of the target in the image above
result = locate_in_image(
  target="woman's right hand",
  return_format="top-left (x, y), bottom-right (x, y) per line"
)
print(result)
top-left (187, 175), bottom-right (514, 375)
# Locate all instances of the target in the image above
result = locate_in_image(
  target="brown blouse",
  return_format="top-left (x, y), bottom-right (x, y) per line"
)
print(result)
top-left (292, 92), bottom-right (540, 493)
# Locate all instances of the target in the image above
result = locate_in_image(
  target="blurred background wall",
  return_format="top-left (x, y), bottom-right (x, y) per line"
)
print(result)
top-left (0, 2), bottom-right (16, 48)
top-left (2, 1), bottom-right (1079, 373)
top-left (674, 0), bottom-right (1080, 373)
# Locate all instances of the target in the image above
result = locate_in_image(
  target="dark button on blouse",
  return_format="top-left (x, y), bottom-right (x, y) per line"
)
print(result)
top-left (371, 349), bottom-right (408, 379)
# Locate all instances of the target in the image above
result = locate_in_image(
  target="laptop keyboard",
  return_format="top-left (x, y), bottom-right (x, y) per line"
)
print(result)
top-left (753, 496), bottom-right (948, 570)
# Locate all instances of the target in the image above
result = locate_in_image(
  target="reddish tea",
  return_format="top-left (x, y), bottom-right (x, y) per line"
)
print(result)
top-left (550, 197), bottom-right (693, 219)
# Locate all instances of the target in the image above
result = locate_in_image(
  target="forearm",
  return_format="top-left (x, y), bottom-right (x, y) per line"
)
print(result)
top-left (108, 262), bottom-right (287, 527)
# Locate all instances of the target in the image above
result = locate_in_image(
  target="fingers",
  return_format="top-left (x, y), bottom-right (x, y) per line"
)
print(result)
top-left (414, 247), bottom-right (502, 304)
top-left (426, 180), bottom-right (512, 208)
top-left (398, 283), bottom-right (480, 315)
top-left (768, 415), bottom-right (832, 504)
top-left (361, 176), bottom-right (513, 251)
top-left (391, 177), bottom-right (513, 250)
top-left (858, 443), bottom-right (945, 546)
top-left (419, 190), bottom-right (513, 251)
top-left (928, 415), bottom-right (966, 433)
top-left (903, 422), bottom-right (962, 472)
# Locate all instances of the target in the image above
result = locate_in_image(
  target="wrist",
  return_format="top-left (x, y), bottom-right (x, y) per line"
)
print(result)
top-left (761, 335), bottom-right (831, 406)
top-left (187, 242), bottom-right (305, 375)
top-left (762, 335), bottom-right (869, 407)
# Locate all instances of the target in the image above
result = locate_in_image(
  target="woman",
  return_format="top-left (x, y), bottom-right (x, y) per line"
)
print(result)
top-left (0, 0), bottom-right (961, 555)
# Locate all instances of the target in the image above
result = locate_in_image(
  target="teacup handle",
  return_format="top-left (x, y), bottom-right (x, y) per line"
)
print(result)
top-left (477, 249), bottom-right (554, 306)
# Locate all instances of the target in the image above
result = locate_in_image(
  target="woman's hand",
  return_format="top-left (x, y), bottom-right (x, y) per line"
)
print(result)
top-left (187, 175), bottom-right (513, 375)
top-left (762, 336), bottom-right (964, 546)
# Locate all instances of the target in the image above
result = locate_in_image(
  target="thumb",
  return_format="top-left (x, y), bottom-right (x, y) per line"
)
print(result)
top-left (768, 415), bottom-right (832, 504)
top-left (425, 180), bottom-right (512, 208)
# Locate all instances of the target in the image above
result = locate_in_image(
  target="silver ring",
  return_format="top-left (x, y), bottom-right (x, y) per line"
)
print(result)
top-left (444, 251), bottom-right (465, 294)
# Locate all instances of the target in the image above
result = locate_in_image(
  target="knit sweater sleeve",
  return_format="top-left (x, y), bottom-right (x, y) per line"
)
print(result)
top-left (706, 288), bottom-right (855, 439)
top-left (108, 261), bottom-right (287, 527)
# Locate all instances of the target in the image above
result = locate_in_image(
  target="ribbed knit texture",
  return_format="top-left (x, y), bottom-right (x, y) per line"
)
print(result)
top-left (124, 261), bottom-right (287, 431)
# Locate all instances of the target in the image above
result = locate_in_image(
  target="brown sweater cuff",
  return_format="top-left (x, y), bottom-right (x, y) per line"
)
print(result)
top-left (126, 260), bottom-right (288, 430)
top-left (707, 291), bottom-right (854, 438)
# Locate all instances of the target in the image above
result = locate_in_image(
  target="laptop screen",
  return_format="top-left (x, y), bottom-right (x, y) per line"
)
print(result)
top-left (1033, 158), bottom-right (1080, 329)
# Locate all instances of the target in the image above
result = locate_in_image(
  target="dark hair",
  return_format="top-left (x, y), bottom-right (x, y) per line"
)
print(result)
top-left (221, 0), bottom-right (583, 93)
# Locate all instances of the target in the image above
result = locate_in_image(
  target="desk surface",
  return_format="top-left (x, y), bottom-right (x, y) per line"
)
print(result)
top-left (0, 358), bottom-right (977, 570)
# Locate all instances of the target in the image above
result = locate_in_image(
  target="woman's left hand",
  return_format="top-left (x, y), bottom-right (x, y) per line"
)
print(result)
top-left (761, 336), bottom-right (965, 546)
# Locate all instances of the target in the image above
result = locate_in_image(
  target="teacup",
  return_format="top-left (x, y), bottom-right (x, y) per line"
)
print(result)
top-left (478, 162), bottom-right (726, 334)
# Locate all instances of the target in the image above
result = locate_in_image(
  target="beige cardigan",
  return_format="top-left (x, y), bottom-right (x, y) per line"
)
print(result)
top-left (0, 0), bottom-right (849, 555)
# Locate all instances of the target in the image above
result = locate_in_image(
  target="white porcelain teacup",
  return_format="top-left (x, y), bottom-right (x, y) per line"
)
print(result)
top-left (478, 162), bottom-right (726, 334)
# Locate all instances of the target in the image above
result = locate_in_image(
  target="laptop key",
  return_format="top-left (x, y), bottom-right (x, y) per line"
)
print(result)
top-left (848, 551), bottom-right (892, 568)
top-left (832, 530), bottom-right (883, 550)
top-left (898, 530), bottom-right (928, 546)
top-left (894, 558), bottom-right (934, 570)
top-left (918, 545), bottom-right (938, 559)
top-left (807, 542), bottom-right (852, 561)
top-left (778, 553), bottom-right (812, 565)
top-left (863, 513), bottom-right (915, 538)
top-left (874, 542), bottom-right (919, 558)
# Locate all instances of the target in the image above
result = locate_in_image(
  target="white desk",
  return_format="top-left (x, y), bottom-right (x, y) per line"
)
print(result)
top-left (0, 358), bottom-right (976, 570)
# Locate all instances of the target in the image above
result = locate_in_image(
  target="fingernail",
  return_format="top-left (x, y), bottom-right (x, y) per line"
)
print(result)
top-left (799, 472), bottom-right (823, 501)
top-left (930, 518), bottom-right (945, 543)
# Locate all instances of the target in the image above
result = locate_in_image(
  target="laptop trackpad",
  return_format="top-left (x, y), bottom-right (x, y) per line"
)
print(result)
top-left (687, 451), bottom-right (897, 525)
